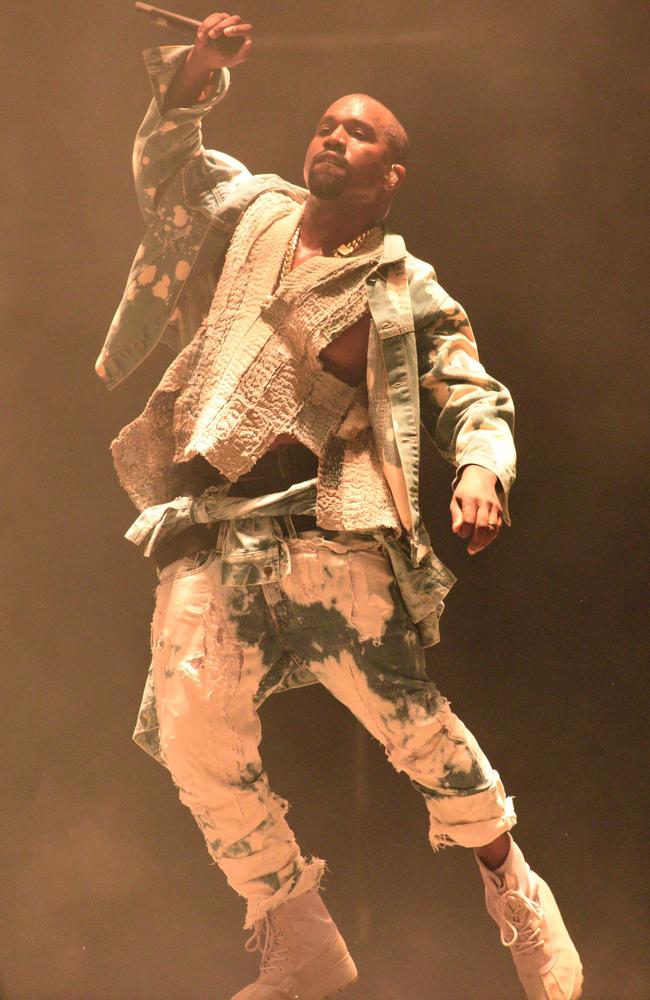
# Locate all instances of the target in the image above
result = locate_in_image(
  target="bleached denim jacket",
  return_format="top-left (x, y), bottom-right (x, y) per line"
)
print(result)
top-left (97, 45), bottom-right (516, 646)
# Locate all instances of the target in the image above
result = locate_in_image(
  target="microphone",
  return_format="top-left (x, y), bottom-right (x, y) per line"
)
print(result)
top-left (134, 2), bottom-right (245, 55)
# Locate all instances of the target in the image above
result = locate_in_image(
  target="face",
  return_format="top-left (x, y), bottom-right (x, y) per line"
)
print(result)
top-left (303, 96), bottom-right (400, 207)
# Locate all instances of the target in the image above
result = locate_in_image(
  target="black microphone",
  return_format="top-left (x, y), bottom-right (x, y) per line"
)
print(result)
top-left (134, 2), bottom-right (245, 55)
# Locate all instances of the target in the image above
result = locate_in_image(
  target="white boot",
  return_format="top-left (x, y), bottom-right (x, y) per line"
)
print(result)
top-left (230, 888), bottom-right (358, 1000)
top-left (476, 837), bottom-right (583, 1000)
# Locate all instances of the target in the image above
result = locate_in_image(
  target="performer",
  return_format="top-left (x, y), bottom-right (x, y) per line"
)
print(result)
top-left (97, 12), bottom-right (583, 999)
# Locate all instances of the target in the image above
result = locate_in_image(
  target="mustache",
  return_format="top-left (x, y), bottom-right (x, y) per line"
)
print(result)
top-left (314, 151), bottom-right (348, 168)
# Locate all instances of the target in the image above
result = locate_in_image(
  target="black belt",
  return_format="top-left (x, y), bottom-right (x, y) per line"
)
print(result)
top-left (232, 443), bottom-right (318, 497)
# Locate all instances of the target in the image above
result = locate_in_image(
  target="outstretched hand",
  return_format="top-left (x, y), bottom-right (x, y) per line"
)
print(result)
top-left (187, 11), bottom-right (253, 73)
top-left (450, 465), bottom-right (504, 555)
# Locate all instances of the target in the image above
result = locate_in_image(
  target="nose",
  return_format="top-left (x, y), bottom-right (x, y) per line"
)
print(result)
top-left (323, 125), bottom-right (346, 151)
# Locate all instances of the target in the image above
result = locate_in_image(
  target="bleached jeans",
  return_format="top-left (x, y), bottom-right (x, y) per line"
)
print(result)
top-left (143, 527), bottom-right (516, 927)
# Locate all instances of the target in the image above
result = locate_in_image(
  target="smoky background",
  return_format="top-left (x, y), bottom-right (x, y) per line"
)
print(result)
top-left (1, 1), bottom-right (648, 997)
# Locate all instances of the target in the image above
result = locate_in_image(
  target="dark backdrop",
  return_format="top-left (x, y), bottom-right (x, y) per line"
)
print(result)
top-left (2, 2), bottom-right (648, 998)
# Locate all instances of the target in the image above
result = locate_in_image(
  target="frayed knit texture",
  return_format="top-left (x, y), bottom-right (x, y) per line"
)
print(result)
top-left (112, 190), bottom-right (400, 531)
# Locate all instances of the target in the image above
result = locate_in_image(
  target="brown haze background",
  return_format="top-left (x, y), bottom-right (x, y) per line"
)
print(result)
top-left (2, 1), bottom-right (648, 998)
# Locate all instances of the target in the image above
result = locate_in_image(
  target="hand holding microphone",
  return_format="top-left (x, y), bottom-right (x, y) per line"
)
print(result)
top-left (137, 6), bottom-right (254, 110)
top-left (190, 11), bottom-right (253, 74)
top-left (135, 5), bottom-right (253, 70)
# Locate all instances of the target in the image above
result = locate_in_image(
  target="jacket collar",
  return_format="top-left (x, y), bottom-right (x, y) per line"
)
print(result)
top-left (378, 230), bottom-right (408, 267)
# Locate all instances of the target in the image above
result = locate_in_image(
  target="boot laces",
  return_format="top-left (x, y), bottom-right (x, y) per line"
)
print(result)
top-left (495, 887), bottom-right (546, 957)
top-left (244, 912), bottom-right (290, 973)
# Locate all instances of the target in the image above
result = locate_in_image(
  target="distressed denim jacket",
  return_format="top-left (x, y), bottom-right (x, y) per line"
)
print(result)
top-left (98, 46), bottom-right (516, 645)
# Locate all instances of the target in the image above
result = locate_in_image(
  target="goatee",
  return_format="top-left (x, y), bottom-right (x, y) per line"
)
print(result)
top-left (307, 167), bottom-right (347, 200)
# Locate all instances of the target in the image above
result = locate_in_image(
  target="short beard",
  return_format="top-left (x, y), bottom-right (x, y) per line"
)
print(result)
top-left (307, 167), bottom-right (347, 200)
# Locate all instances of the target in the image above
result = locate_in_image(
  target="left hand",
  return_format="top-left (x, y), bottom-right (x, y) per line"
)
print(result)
top-left (450, 465), bottom-right (503, 555)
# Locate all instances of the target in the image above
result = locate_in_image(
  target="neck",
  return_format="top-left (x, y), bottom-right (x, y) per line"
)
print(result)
top-left (300, 196), bottom-right (382, 252)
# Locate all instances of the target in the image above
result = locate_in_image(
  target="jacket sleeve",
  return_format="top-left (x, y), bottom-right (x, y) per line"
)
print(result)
top-left (134, 45), bottom-right (251, 224)
top-left (416, 288), bottom-right (516, 523)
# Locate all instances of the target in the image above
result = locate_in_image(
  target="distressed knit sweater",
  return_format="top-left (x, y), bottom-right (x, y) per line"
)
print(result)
top-left (112, 191), bottom-right (402, 533)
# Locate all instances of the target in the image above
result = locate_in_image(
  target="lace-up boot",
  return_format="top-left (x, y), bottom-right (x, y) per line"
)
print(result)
top-left (230, 888), bottom-right (358, 1000)
top-left (476, 837), bottom-right (583, 999)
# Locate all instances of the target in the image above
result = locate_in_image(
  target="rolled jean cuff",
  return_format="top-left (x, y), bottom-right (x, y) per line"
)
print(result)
top-left (244, 855), bottom-right (327, 929)
top-left (425, 772), bottom-right (517, 851)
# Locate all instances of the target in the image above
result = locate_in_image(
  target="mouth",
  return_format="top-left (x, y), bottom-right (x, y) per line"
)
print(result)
top-left (314, 153), bottom-right (347, 169)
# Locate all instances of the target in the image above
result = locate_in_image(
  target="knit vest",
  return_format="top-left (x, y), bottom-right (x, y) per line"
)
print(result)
top-left (112, 191), bottom-right (401, 532)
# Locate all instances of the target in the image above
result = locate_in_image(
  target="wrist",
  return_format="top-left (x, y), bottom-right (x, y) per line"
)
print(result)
top-left (179, 46), bottom-right (219, 90)
top-left (181, 51), bottom-right (215, 90)
top-left (163, 52), bottom-right (217, 112)
top-left (460, 464), bottom-right (497, 484)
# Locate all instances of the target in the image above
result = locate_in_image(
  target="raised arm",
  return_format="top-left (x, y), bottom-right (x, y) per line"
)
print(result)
top-left (417, 291), bottom-right (516, 555)
top-left (134, 12), bottom-right (253, 223)
top-left (95, 14), bottom-right (257, 389)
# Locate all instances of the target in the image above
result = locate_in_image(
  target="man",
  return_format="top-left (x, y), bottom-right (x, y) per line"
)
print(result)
top-left (98, 12), bottom-right (583, 1000)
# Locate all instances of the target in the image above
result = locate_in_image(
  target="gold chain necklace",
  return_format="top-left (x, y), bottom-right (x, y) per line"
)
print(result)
top-left (279, 221), bottom-right (378, 284)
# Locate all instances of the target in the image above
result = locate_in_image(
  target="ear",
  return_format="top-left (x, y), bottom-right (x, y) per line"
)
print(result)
top-left (385, 163), bottom-right (406, 191)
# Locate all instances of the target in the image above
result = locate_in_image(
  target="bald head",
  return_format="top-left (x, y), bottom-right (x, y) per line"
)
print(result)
top-left (334, 93), bottom-right (409, 167)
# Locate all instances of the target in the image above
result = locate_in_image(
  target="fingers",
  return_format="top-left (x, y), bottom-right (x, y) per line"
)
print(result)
top-left (198, 13), bottom-right (251, 41)
top-left (468, 503), bottom-right (502, 555)
top-left (450, 496), bottom-right (502, 555)
top-left (194, 13), bottom-right (253, 68)
top-left (197, 12), bottom-right (230, 40)
top-left (201, 12), bottom-right (236, 31)
top-left (211, 18), bottom-right (253, 41)
top-left (450, 496), bottom-right (464, 535)
top-left (450, 496), bottom-right (476, 540)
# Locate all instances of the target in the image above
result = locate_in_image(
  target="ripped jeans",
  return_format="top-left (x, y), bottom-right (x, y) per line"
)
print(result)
top-left (141, 526), bottom-right (516, 927)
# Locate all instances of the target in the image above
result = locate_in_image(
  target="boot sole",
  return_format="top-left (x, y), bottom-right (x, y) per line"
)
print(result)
top-left (322, 975), bottom-right (358, 998)
top-left (230, 978), bottom-right (357, 1000)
